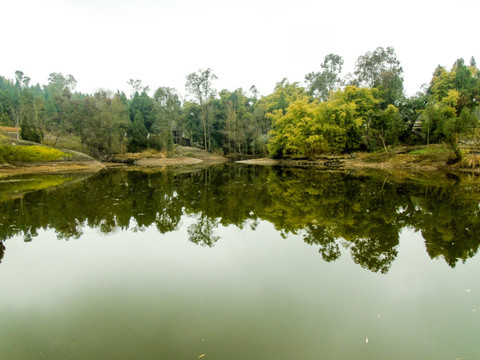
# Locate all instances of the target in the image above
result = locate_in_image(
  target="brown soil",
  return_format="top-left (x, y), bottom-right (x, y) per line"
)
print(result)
top-left (108, 146), bottom-right (230, 167)
top-left (0, 161), bottom-right (105, 178)
top-left (236, 158), bottom-right (280, 166)
top-left (136, 157), bottom-right (203, 166)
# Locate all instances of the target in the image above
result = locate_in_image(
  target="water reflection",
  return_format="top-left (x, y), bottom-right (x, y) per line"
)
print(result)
top-left (1, 165), bottom-right (479, 272)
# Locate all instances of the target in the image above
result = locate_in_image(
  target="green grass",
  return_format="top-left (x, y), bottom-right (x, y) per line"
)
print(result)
top-left (0, 145), bottom-right (71, 163)
top-left (363, 151), bottom-right (389, 163)
top-left (409, 145), bottom-right (447, 155)
top-left (42, 133), bottom-right (85, 153)
top-left (409, 149), bottom-right (427, 155)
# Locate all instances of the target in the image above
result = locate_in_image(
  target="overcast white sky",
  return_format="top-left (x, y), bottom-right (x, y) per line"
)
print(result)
top-left (1, 0), bottom-right (478, 98)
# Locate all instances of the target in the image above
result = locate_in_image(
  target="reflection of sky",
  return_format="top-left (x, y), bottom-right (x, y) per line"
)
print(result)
top-left (0, 222), bottom-right (479, 359)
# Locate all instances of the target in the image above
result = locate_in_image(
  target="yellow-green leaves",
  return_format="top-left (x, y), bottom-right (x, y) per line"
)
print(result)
top-left (0, 145), bottom-right (71, 163)
top-left (267, 86), bottom-right (382, 158)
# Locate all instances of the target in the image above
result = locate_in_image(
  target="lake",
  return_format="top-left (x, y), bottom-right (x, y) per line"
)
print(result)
top-left (0, 164), bottom-right (479, 359)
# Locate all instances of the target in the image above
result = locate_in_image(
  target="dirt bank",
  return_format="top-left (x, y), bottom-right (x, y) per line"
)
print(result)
top-left (236, 147), bottom-right (480, 175)
top-left (136, 157), bottom-right (203, 166)
top-left (108, 146), bottom-right (230, 168)
top-left (0, 161), bottom-right (105, 177)
top-left (0, 137), bottom-right (105, 177)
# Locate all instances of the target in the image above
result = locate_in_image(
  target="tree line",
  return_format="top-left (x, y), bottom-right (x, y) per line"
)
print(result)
top-left (0, 46), bottom-right (479, 160)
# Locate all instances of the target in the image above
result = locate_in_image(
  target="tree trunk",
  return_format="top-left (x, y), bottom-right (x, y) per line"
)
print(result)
top-left (200, 99), bottom-right (207, 152)
top-left (11, 106), bottom-right (20, 140)
top-left (427, 124), bottom-right (430, 147)
top-left (379, 133), bottom-right (390, 156)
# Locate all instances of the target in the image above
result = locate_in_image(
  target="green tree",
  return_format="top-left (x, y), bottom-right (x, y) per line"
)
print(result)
top-left (305, 53), bottom-right (344, 101)
top-left (42, 73), bottom-right (78, 146)
top-left (429, 58), bottom-right (480, 113)
top-left (268, 86), bottom-right (382, 158)
top-left (267, 96), bottom-right (322, 158)
top-left (185, 68), bottom-right (217, 151)
top-left (127, 79), bottom-right (150, 98)
top-left (423, 58), bottom-right (480, 160)
top-left (81, 91), bottom-right (129, 156)
top-left (19, 88), bottom-right (44, 143)
top-left (129, 91), bottom-right (154, 132)
top-left (128, 111), bottom-right (148, 152)
top-left (370, 104), bottom-right (404, 155)
top-left (46, 73), bottom-right (77, 94)
top-left (352, 46), bottom-right (404, 106)
top-left (260, 78), bottom-right (305, 113)
top-left (217, 88), bottom-right (255, 154)
top-left (421, 90), bottom-right (477, 160)
top-left (149, 87), bottom-right (181, 151)
top-left (8, 71), bottom-right (46, 143)
top-left (324, 86), bottom-right (380, 151)
top-left (0, 76), bottom-right (16, 126)
top-left (181, 101), bottom-right (203, 146)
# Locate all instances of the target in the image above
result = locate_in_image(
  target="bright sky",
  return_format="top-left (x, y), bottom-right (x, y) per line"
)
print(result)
top-left (1, 0), bottom-right (478, 98)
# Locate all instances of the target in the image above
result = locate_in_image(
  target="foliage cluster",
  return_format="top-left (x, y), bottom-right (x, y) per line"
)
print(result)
top-left (270, 51), bottom-right (479, 160)
top-left (0, 145), bottom-right (70, 163)
top-left (267, 87), bottom-right (405, 158)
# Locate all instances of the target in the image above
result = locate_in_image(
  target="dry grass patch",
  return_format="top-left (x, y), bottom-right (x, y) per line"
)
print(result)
top-left (0, 126), bottom-right (18, 134)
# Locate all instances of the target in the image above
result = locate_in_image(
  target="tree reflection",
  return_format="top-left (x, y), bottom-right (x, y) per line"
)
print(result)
top-left (188, 214), bottom-right (219, 247)
top-left (0, 241), bottom-right (4, 263)
top-left (0, 165), bottom-right (479, 273)
top-left (412, 188), bottom-right (480, 267)
top-left (303, 224), bottom-right (340, 262)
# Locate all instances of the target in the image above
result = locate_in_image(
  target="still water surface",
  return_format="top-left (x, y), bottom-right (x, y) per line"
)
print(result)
top-left (0, 165), bottom-right (479, 359)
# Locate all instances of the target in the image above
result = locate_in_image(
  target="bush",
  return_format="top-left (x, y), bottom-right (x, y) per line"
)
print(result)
top-left (0, 145), bottom-right (71, 162)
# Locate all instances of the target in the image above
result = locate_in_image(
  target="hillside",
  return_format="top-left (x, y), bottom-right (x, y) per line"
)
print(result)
top-left (0, 128), bottom-right (104, 176)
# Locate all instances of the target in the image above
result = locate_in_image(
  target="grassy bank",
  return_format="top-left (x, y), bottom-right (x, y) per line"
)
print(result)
top-left (353, 145), bottom-right (480, 171)
top-left (0, 144), bottom-right (71, 163)
top-left (0, 129), bottom-right (104, 176)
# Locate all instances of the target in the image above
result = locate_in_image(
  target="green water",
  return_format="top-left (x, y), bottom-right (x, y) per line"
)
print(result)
top-left (0, 165), bottom-right (479, 359)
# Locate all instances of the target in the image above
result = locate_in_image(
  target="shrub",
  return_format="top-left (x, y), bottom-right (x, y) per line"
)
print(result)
top-left (0, 145), bottom-right (71, 162)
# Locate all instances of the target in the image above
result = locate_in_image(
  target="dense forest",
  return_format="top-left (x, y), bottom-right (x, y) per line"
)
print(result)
top-left (1, 46), bottom-right (479, 160)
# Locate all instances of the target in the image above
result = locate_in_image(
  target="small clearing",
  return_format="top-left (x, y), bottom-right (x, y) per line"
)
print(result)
top-left (108, 145), bottom-right (229, 167)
